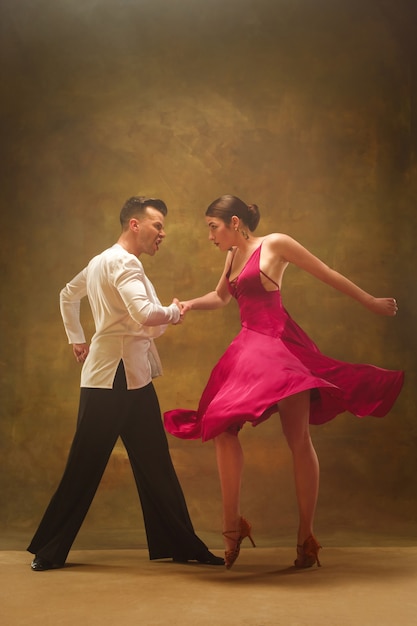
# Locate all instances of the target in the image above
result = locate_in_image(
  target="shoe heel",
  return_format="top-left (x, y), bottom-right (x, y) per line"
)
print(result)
top-left (241, 517), bottom-right (256, 547)
top-left (294, 535), bottom-right (322, 569)
top-left (223, 516), bottom-right (256, 569)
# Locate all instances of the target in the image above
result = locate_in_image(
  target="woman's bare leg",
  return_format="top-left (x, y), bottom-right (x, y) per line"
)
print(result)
top-left (278, 390), bottom-right (319, 545)
top-left (214, 431), bottom-right (244, 552)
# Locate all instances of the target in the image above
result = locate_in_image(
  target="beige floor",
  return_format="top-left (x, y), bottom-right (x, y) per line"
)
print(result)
top-left (1, 547), bottom-right (416, 626)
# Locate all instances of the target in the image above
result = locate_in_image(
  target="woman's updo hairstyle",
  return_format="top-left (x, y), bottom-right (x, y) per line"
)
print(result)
top-left (205, 195), bottom-right (260, 232)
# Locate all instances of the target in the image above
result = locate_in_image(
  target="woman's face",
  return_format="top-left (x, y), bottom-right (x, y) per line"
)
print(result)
top-left (205, 216), bottom-right (234, 251)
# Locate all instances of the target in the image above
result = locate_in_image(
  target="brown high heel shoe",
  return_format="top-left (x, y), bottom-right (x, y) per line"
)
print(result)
top-left (223, 516), bottom-right (256, 570)
top-left (294, 534), bottom-right (322, 568)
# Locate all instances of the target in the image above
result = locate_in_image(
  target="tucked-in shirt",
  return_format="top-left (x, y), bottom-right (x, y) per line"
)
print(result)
top-left (60, 243), bottom-right (180, 389)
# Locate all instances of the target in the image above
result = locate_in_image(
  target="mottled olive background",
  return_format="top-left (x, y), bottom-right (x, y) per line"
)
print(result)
top-left (1, 0), bottom-right (416, 550)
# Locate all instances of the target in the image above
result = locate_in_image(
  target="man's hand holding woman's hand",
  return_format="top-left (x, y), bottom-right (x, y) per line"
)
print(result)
top-left (172, 298), bottom-right (186, 324)
top-left (172, 298), bottom-right (194, 324)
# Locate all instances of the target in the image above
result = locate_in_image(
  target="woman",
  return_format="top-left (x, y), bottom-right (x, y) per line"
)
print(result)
top-left (164, 195), bottom-right (404, 570)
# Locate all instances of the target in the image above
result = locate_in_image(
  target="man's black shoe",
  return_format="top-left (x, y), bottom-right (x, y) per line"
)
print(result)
top-left (196, 551), bottom-right (225, 566)
top-left (31, 556), bottom-right (63, 571)
top-left (173, 550), bottom-right (225, 566)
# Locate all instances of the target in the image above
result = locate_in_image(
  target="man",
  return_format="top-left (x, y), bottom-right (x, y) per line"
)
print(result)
top-left (28, 196), bottom-right (223, 570)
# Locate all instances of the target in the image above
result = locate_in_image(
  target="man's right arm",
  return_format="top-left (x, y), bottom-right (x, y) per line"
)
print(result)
top-left (59, 267), bottom-right (88, 344)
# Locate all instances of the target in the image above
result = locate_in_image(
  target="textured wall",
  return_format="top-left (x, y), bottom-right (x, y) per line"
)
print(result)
top-left (1, 0), bottom-right (416, 549)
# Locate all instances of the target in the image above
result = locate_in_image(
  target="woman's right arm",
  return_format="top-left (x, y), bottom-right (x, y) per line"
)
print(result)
top-left (181, 251), bottom-right (233, 312)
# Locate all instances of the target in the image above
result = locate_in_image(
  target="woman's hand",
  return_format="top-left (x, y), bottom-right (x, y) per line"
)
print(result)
top-left (179, 300), bottom-right (193, 315)
top-left (366, 297), bottom-right (399, 316)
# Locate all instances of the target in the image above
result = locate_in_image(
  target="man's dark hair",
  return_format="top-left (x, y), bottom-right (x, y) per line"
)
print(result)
top-left (120, 196), bottom-right (168, 229)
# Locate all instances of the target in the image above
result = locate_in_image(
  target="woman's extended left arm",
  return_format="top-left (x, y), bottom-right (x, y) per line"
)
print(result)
top-left (270, 234), bottom-right (398, 317)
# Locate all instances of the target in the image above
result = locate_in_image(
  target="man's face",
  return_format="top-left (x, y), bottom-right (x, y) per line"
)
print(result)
top-left (135, 207), bottom-right (166, 256)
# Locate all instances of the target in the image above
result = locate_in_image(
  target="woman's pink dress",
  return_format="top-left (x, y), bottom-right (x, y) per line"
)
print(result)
top-left (164, 244), bottom-right (404, 442)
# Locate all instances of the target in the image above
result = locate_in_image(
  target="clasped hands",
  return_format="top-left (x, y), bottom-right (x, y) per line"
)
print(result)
top-left (172, 298), bottom-right (190, 324)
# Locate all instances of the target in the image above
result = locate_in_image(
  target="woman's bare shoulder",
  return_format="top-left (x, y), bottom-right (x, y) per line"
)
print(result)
top-left (262, 232), bottom-right (295, 249)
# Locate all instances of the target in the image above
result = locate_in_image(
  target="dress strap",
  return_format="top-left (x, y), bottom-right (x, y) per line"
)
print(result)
top-left (260, 269), bottom-right (279, 289)
top-left (226, 247), bottom-right (238, 279)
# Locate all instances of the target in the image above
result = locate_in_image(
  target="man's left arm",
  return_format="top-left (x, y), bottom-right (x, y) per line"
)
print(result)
top-left (114, 259), bottom-right (180, 326)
